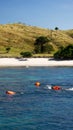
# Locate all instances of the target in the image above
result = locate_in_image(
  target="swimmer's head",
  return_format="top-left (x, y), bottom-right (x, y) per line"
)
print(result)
top-left (34, 82), bottom-right (41, 87)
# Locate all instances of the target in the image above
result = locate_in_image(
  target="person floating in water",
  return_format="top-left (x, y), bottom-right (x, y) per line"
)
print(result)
top-left (6, 90), bottom-right (16, 95)
top-left (46, 85), bottom-right (62, 90)
top-left (52, 86), bottom-right (61, 90)
top-left (34, 82), bottom-right (41, 87)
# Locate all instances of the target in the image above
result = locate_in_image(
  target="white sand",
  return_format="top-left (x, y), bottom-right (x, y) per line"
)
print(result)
top-left (0, 58), bottom-right (73, 67)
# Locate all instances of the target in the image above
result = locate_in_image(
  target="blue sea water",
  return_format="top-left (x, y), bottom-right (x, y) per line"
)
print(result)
top-left (0, 67), bottom-right (73, 130)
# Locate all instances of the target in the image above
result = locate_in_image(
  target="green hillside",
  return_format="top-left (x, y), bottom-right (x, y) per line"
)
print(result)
top-left (0, 23), bottom-right (73, 57)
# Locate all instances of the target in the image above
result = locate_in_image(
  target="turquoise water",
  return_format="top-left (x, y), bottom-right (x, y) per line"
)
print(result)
top-left (0, 67), bottom-right (73, 130)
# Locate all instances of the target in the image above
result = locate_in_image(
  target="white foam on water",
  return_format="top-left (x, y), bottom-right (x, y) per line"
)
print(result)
top-left (65, 87), bottom-right (73, 91)
top-left (46, 85), bottom-right (52, 90)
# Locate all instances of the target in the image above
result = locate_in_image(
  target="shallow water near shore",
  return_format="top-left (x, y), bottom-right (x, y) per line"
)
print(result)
top-left (0, 67), bottom-right (73, 130)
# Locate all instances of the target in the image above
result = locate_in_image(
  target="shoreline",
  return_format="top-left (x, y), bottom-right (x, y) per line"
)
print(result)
top-left (0, 58), bottom-right (73, 67)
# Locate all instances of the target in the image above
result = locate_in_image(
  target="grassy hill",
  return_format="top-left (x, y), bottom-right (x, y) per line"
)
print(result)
top-left (0, 23), bottom-right (73, 57)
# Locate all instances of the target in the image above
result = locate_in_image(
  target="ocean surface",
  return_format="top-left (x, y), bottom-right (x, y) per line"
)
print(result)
top-left (0, 67), bottom-right (73, 130)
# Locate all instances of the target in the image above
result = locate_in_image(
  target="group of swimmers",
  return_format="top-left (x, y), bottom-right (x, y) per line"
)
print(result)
top-left (35, 82), bottom-right (62, 90)
top-left (35, 81), bottom-right (73, 91)
top-left (6, 81), bottom-right (73, 95)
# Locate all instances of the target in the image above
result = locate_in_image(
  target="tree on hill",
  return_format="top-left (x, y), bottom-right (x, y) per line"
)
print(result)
top-left (34, 36), bottom-right (49, 53)
top-left (55, 27), bottom-right (59, 31)
top-left (54, 27), bottom-right (59, 38)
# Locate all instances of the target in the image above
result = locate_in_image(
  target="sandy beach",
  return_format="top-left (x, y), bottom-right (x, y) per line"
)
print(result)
top-left (0, 58), bottom-right (73, 67)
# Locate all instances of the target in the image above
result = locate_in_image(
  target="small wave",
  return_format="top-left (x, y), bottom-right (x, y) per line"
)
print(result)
top-left (46, 85), bottom-right (52, 90)
top-left (65, 88), bottom-right (73, 91)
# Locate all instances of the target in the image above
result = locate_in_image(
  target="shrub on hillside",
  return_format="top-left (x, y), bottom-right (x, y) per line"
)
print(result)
top-left (6, 47), bottom-right (11, 53)
top-left (54, 44), bottom-right (73, 60)
top-left (20, 51), bottom-right (32, 57)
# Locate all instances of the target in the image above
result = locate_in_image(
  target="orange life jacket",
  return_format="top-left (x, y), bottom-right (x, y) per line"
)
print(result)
top-left (52, 86), bottom-right (61, 90)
